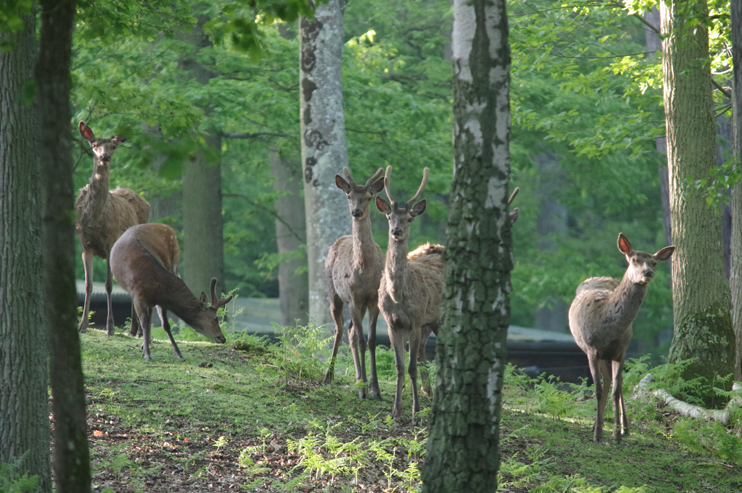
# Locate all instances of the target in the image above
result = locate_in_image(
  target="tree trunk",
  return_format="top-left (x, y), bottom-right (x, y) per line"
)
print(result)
top-left (36, 0), bottom-right (92, 490)
top-left (661, 0), bottom-right (735, 383)
top-left (730, 0), bottom-right (742, 380)
top-left (422, 0), bottom-right (511, 490)
top-left (270, 147), bottom-right (309, 327)
top-left (177, 15), bottom-right (226, 295)
top-left (299, 0), bottom-right (351, 328)
top-left (0, 12), bottom-right (51, 492)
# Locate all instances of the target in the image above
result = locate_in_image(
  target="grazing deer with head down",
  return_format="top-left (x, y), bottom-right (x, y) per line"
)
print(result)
top-left (568, 233), bottom-right (674, 442)
top-left (76, 121), bottom-right (150, 335)
top-left (110, 223), bottom-right (233, 361)
top-left (324, 167), bottom-right (385, 398)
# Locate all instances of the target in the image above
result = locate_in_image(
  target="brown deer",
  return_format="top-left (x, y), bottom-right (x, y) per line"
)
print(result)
top-left (76, 121), bottom-right (150, 335)
top-left (110, 223), bottom-right (233, 361)
top-left (324, 167), bottom-right (385, 399)
top-left (568, 233), bottom-right (674, 442)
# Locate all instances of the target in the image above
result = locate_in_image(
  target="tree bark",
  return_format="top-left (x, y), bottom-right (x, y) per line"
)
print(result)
top-left (270, 147), bottom-right (309, 327)
top-left (422, 0), bottom-right (511, 491)
top-left (299, 0), bottom-right (351, 328)
top-left (661, 0), bottom-right (735, 383)
top-left (0, 12), bottom-right (51, 492)
top-left (177, 14), bottom-right (226, 296)
top-left (36, 0), bottom-right (92, 491)
top-left (730, 0), bottom-right (742, 380)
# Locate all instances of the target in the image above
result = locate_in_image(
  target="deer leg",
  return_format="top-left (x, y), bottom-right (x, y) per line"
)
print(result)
top-left (409, 327), bottom-right (422, 425)
top-left (348, 305), bottom-right (368, 399)
top-left (323, 294), bottom-right (345, 385)
top-left (367, 305), bottom-right (381, 399)
top-left (158, 306), bottom-right (182, 359)
top-left (137, 302), bottom-right (153, 361)
top-left (129, 302), bottom-right (141, 337)
top-left (611, 360), bottom-right (627, 441)
top-left (78, 250), bottom-right (94, 333)
top-left (390, 328), bottom-right (406, 420)
top-left (587, 354), bottom-right (607, 442)
top-left (419, 324), bottom-right (435, 396)
top-left (104, 260), bottom-right (116, 335)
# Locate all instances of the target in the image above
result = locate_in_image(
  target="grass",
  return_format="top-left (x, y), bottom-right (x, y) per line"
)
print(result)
top-left (76, 325), bottom-right (742, 492)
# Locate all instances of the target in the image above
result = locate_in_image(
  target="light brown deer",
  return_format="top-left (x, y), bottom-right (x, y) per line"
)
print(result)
top-left (324, 167), bottom-right (385, 398)
top-left (568, 233), bottom-right (674, 442)
top-left (76, 121), bottom-right (150, 335)
top-left (110, 223), bottom-right (232, 361)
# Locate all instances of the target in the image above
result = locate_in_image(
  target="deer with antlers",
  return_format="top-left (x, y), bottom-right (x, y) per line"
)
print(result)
top-left (324, 167), bottom-right (386, 398)
top-left (76, 121), bottom-right (150, 335)
top-left (110, 223), bottom-right (233, 361)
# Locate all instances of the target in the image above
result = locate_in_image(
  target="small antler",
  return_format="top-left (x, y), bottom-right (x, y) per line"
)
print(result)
top-left (384, 166), bottom-right (395, 204)
top-left (365, 167), bottom-right (384, 187)
top-left (508, 187), bottom-right (520, 207)
top-left (210, 278), bottom-right (234, 308)
top-left (406, 167), bottom-right (429, 206)
top-left (342, 167), bottom-right (355, 187)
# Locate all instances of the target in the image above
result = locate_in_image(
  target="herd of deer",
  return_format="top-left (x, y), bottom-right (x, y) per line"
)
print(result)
top-left (75, 122), bottom-right (674, 442)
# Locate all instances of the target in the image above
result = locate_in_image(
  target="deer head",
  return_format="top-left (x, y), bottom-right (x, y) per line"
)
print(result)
top-left (335, 167), bottom-right (385, 220)
top-left (193, 278), bottom-right (234, 343)
top-left (79, 121), bottom-right (126, 166)
top-left (617, 233), bottom-right (675, 285)
top-left (375, 166), bottom-right (429, 243)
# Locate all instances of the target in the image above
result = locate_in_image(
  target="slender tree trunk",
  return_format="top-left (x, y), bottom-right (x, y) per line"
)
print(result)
top-left (270, 147), bottom-right (309, 327)
top-left (0, 12), bottom-right (51, 492)
top-left (176, 14), bottom-right (226, 295)
top-left (730, 0), bottom-right (742, 380)
top-left (661, 0), bottom-right (735, 383)
top-left (299, 0), bottom-right (351, 328)
top-left (422, 0), bottom-right (511, 490)
top-left (36, 0), bottom-right (92, 491)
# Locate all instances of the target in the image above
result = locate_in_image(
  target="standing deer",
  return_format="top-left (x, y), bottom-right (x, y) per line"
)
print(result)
top-left (110, 223), bottom-right (232, 361)
top-left (568, 233), bottom-right (674, 442)
top-left (324, 167), bottom-right (385, 398)
top-left (76, 121), bottom-right (150, 335)
top-left (376, 166), bottom-right (446, 422)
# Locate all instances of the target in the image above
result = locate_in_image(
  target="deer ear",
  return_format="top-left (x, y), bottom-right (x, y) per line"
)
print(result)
top-left (370, 177), bottom-right (385, 195)
top-left (376, 195), bottom-right (391, 215)
top-left (654, 245), bottom-right (675, 262)
top-left (113, 135), bottom-right (126, 146)
top-left (509, 207), bottom-right (519, 224)
top-left (200, 292), bottom-right (208, 305)
top-left (411, 199), bottom-right (426, 217)
top-left (335, 175), bottom-right (352, 194)
top-left (617, 233), bottom-right (632, 255)
top-left (79, 121), bottom-right (95, 142)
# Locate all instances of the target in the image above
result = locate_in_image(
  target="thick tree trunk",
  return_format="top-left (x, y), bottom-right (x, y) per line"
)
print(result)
top-left (422, 0), bottom-right (511, 491)
top-left (270, 147), bottom-right (309, 327)
top-left (36, 0), bottom-right (92, 491)
top-left (661, 0), bottom-right (735, 382)
top-left (0, 12), bottom-right (51, 492)
top-left (730, 0), bottom-right (742, 380)
top-left (177, 15), bottom-right (226, 295)
top-left (299, 0), bottom-right (351, 328)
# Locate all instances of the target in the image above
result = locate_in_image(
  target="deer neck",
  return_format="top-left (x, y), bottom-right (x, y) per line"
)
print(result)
top-left (85, 160), bottom-right (111, 219)
top-left (384, 237), bottom-right (409, 300)
top-left (158, 276), bottom-right (204, 324)
top-left (351, 215), bottom-right (376, 269)
top-left (608, 273), bottom-right (649, 327)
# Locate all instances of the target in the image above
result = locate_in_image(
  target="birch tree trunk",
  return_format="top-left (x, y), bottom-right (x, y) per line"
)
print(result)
top-left (0, 12), bottom-right (51, 492)
top-left (299, 0), bottom-right (351, 327)
top-left (730, 0), bottom-right (742, 380)
top-left (661, 0), bottom-right (735, 383)
top-left (422, 0), bottom-right (512, 490)
top-left (37, 0), bottom-right (92, 490)
top-left (270, 147), bottom-right (309, 326)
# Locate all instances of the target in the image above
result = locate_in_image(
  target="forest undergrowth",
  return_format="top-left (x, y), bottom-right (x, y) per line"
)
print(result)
top-left (17, 319), bottom-right (742, 493)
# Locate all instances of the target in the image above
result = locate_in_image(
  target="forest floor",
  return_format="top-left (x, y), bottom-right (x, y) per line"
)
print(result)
top-left (76, 327), bottom-right (742, 492)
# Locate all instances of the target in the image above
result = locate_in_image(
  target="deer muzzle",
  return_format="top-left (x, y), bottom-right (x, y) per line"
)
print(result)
top-left (391, 227), bottom-right (403, 238)
top-left (351, 209), bottom-right (363, 218)
top-left (215, 334), bottom-right (226, 344)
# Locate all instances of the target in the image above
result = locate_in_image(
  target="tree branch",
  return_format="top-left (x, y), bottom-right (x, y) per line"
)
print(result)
top-left (221, 131), bottom-right (293, 140)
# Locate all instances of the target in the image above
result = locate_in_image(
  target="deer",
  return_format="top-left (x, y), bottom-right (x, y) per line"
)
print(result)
top-left (109, 223), bottom-right (233, 361)
top-left (324, 167), bottom-right (386, 399)
top-left (568, 233), bottom-right (674, 442)
top-left (76, 121), bottom-right (150, 335)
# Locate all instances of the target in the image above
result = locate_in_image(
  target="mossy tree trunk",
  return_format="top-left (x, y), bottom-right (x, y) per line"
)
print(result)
top-left (730, 0), bottom-right (742, 381)
top-left (0, 11), bottom-right (51, 492)
top-left (661, 0), bottom-right (735, 381)
top-left (36, 0), bottom-right (92, 490)
top-left (422, 0), bottom-right (512, 491)
top-left (299, 0), bottom-right (351, 328)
